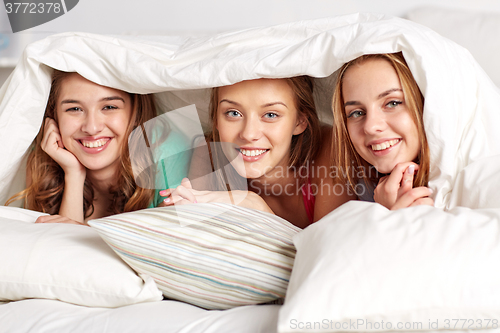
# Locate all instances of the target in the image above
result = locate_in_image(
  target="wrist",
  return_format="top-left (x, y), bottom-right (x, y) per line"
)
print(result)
top-left (64, 171), bottom-right (86, 186)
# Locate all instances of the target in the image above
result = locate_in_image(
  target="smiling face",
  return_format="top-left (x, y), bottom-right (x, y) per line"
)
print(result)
top-left (56, 73), bottom-right (132, 178)
top-left (342, 58), bottom-right (420, 174)
top-left (216, 78), bottom-right (307, 180)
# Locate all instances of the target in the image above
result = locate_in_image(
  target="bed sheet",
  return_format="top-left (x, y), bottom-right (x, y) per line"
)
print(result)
top-left (0, 299), bottom-right (280, 333)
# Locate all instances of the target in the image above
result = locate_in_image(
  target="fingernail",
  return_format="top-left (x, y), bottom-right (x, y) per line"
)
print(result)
top-left (164, 198), bottom-right (171, 203)
top-left (159, 190), bottom-right (167, 196)
top-left (408, 165), bottom-right (415, 175)
top-left (429, 188), bottom-right (434, 194)
top-left (193, 200), bottom-right (198, 204)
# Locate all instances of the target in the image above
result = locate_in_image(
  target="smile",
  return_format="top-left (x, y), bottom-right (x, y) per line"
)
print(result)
top-left (80, 138), bottom-right (110, 148)
top-left (370, 139), bottom-right (400, 151)
top-left (238, 148), bottom-right (269, 157)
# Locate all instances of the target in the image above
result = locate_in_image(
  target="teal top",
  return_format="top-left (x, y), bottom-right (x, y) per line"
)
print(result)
top-left (137, 120), bottom-right (192, 208)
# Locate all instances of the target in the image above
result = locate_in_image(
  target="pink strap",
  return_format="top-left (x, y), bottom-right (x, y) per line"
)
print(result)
top-left (301, 178), bottom-right (316, 224)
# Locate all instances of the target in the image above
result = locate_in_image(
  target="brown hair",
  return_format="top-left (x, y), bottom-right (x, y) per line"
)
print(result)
top-left (6, 70), bottom-right (158, 217)
top-left (206, 76), bottom-right (321, 188)
top-left (332, 52), bottom-right (430, 189)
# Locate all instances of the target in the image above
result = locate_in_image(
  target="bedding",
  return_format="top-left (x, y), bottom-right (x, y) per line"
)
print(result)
top-left (0, 207), bottom-right (162, 307)
top-left (1, 8), bottom-right (500, 333)
top-left (278, 202), bottom-right (500, 332)
top-left (88, 203), bottom-right (299, 310)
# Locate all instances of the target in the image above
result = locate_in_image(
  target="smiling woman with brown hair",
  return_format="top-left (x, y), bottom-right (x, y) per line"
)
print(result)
top-left (161, 77), bottom-right (354, 228)
top-left (6, 70), bottom-right (159, 224)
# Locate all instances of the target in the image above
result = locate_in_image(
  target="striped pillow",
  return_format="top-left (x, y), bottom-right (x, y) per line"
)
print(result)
top-left (88, 203), bottom-right (300, 310)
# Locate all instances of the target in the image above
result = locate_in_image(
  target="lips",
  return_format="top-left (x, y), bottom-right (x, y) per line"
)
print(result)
top-left (78, 137), bottom-right (112, 154)
top-left (80, 138), bottom-right (110, 148)
top-left (236, 147), bottom-right (270, 162)
top-left (369, 139), bottom-right (401, 151)
top-left (238, 148), bottom-right (269, 157)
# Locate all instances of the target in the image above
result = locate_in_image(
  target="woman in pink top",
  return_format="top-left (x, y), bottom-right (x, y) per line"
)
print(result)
top-left (162, 77), bottom-right (353, 228)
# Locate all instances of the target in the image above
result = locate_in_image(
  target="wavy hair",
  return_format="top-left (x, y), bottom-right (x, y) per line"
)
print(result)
top-left (6, 70), bottom-right (158, 217)
top-left (206, 77), bottom-right (321, 189)
top-left (332, 52), bottom-right (430, 189)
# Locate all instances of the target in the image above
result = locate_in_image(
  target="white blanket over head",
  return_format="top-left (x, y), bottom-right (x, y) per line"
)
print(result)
top-left (0, 13), bottom-right (499, 209)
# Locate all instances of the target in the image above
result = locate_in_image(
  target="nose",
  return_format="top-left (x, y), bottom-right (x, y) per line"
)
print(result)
top-left (363, 108), bottom-right (387, 135)
top-left (239, 116), bottom-right (262, 142)
top-left (81, 110), bottom-right (105, 135)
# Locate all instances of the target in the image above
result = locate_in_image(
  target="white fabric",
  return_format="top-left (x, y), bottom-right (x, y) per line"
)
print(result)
top-left (278, 201), bottom-right (500, 332)
top-left (1, 13), bottom-right (500, 210)
top-left (0, 299), bottom-right (280, 333)
top-left (0, 207), bottom-right (162, 307)
top-left (407, 6), bottom-right (500, 89)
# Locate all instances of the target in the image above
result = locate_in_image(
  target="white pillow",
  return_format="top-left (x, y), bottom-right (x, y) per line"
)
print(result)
top-left (0, 211), bottom-right (162, 307)
top-left (278, 201), bottom-right (500, 332)
top-left (88, 203), bottom-right (300, 310)
top-left (407, 6), bottom-right (500, 88)
top-left (448, 155), bottom-right (500, 209)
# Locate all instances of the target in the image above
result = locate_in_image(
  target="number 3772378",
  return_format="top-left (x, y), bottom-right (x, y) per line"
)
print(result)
top-left (5, 2), bottom-right (62, 14)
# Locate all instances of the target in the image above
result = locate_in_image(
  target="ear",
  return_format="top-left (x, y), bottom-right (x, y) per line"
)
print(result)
top-left (292, 116), bottom-right (307, 135)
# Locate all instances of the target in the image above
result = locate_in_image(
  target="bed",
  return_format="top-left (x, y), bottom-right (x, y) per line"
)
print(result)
top-left (1, 6), bottom-right (500, 333)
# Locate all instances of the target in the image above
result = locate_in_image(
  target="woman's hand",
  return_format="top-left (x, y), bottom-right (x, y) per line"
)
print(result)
top-left (374, 162), bottom-right (434, 210)
top-left (41, 118), bottom-right (86, 178)
top-left (158, 178), bottom-right (274, 214)
top-left (159, 178), bottom-right (198, 206)
top-left (35, 214), bottom-right (87, 226)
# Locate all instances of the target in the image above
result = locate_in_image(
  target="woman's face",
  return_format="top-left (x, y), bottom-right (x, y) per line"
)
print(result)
top-left (56, 73), bottom-right (133, 176)
top-left (216, 78), bottom-right (306, 179)
top-left (342, 58), bottom-right (420, 174)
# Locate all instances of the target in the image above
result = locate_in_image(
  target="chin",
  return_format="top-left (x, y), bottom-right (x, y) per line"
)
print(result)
top-left (373, 164), bottom-right (394, 175)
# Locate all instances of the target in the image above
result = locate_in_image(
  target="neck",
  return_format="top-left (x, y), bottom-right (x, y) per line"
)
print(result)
top-left (86, 166), bottom-right (119, 195)
top-left (248, 162), bottom-right (309, 195)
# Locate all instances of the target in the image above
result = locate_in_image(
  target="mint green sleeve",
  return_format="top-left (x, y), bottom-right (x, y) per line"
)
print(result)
top-left (147, 125), bottom-right (193, 208)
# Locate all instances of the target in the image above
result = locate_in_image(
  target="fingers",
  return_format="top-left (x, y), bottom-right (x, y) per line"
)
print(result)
top-left (409, 197), bottom-right (434, 207)
top-left (35, 214), bottom-right (85, 225)
top-left (41, 118), bottom-right (62, 152)
top-left (160, 184), bottom-right (197, 207)
top-left (391, 186), bottom-right (434, 210)
top-left (398, 164), bottom-right (417, 197)
top-left (159, 188), bottom-right (173, 197)
top-left (181, 178), bottom-right (193, 190)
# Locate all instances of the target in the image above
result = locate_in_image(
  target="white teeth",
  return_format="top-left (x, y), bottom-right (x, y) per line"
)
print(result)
top-left (239, 149), bottom-right (267, 157)
top-left (82, 139), bottom-right (108, 148)
top-left (371, 139), bottom-right (400, 151)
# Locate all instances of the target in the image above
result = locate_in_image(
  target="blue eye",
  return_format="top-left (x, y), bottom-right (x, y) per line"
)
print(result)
top-left (225, 110), bottom-right (241, 118)
top-left (347, 110), bottom-right (365, 119)
top-left (387, 100), bottom-right (403, 108)
top-left (264, 112), bottom-right (279, 119)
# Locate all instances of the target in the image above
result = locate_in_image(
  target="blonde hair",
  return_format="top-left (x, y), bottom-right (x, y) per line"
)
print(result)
top-left (6, 70), bottom-right (158, 217)
top-left (206, 76), bottom-right (321, 189)
top-left (332, 52), bottom-right (430, 189)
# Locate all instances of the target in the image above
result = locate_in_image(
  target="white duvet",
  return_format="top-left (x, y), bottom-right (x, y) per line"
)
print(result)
top-left (1, 12), bottom-right (500, 333)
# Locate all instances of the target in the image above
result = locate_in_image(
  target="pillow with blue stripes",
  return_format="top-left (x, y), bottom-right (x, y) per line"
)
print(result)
top-left (88, 203), bottom-right (300, 310)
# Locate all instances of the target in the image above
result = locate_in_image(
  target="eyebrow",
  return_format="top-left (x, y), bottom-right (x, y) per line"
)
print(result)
top-left (343, 88), bottom-right (403, 107)
top-left (60, 96), bottom-right (126, 105)
top-left (219, 99), bottom-right (241, 107)
top-left (219, 99), bottom-right (288, 108)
